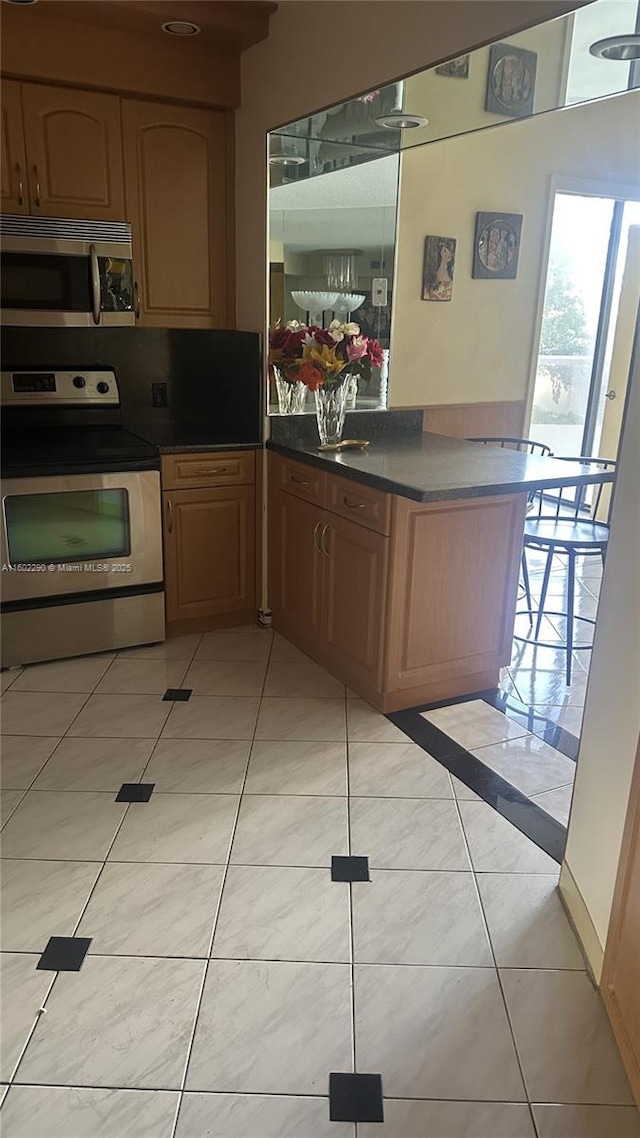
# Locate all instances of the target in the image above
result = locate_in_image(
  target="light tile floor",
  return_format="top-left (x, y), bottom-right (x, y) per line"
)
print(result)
top-left (1, 624), bottom-right (638, 1138)
top-left (471, 551), bottom-right (603, 828)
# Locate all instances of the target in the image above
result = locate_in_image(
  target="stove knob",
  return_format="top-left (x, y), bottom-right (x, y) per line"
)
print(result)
top-left (72, 375), bottom-right (86, 389)
top-left (96, 381), bottom-right (110, 394)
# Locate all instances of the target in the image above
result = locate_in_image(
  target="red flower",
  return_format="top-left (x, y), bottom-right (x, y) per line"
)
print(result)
top-left (307, 326), bottom-right (335, 348)
top-left (367, 337), bottom-right (383, 369)
top-left (297, 360), bottom-right (325, 391)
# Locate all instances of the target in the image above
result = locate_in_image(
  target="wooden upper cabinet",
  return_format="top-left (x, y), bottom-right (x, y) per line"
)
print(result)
top-left (20, 83), bottom-right (125, 220)
top-left (122, 99), bottom-right (229, 328)
top-left (1, 80), bottom-right (28, 214)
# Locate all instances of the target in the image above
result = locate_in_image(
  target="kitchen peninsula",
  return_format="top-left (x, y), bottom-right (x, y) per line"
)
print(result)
top-left (267, 431), bottom-right (612, 712)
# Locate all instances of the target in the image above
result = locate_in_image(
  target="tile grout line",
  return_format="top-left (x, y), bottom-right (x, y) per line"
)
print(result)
top-left (344, 688), bottom-right (358, 1089)
top-left (168, 628), bottom-right (275, 1138)
top-left (451, 790), bottom-right (537, 1127)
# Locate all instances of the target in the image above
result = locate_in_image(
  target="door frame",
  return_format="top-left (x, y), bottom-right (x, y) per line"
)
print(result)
top-left (524, 174), bottom-right (640, 444)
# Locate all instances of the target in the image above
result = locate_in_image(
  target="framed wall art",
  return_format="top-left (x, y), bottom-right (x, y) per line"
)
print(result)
top-left (422, 236), bottom-right (457, 301)
top-left (485, 43), bottom-right (537, 118)
top-left (472, 212), bottom-right (523, 280)
top-left (435, 55), bottom-right (470, 79)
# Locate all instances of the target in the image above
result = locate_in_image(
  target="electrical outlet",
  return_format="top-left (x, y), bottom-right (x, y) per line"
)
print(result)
top-left (152, 382), bottom-right (168, 408)
top-left (372, 277), bottom-right (388, 307)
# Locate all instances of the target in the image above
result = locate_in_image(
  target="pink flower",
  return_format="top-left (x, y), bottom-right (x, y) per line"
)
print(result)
top-left (347, 336), bottom-right (368, 361)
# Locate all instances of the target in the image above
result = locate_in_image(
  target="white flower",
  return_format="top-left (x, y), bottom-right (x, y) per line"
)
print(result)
top-left (329, 329), bottom-right (344, 342)
top-left (286, 319), bottom-right (304, 331)
top-left (345, 322), bottom-right (360, 336)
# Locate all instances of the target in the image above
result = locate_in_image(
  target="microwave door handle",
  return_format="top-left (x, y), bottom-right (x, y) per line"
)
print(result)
top-left (89, 244), bottom-right (101, 325)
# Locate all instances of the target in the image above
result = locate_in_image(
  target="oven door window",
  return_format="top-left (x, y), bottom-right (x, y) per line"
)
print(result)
top-left (4, 489), bottom-right (130, 564)
top-left (99, 256), bottom-right (134, 313)
top-left (0, 252), bottom-right (92, 312)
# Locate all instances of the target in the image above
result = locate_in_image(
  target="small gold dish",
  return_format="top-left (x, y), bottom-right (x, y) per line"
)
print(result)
top-left (318, 439), bottom-right (370, 452)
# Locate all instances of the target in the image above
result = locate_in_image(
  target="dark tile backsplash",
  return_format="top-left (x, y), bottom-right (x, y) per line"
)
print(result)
top-left (1, 327), bottom-right (263, 446)
top-left (269, 408), bottom-right (423, 444)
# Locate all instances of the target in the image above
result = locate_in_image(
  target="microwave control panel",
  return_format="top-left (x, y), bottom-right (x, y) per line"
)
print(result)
top-left (0, 370), bottom-right (120, 406)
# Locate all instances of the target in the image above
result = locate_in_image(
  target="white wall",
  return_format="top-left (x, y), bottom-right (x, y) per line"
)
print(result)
top-left (236, 0), bottom-right (581, 336)
top-left (561, 319), bottom-right (640, 977)
top-left (389, 90), bottom-right (640, 408)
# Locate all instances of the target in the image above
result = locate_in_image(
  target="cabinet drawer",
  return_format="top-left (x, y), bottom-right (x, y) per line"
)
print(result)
top-left (275, 456), bottom-right (325, 505)
top-left (162, 451), bottom-right (255, 490)
top-left (327, 475), bottom-right (392, 535)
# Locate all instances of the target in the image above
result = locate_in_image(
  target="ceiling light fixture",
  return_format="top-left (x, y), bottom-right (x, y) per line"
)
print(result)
top-left (4, 1), bottom-right (39, 6)
top-left (589, 34), bottom-right (640, 61)
top-left (375, 111), bottom-right (428, 129)
top-left (374, 80), bottom-right (427, 130)
top-left (268, 154), bottom-right (305, 167)
top-left (161, 20), bottom-right (201, 36)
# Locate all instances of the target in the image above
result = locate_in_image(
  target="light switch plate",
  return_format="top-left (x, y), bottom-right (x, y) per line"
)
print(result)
top-left (371, 278), bottom-right (388, 306)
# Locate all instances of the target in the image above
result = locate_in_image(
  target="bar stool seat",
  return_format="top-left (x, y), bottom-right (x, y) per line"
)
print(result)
top-left (524, 517), bottom-right (610, 547)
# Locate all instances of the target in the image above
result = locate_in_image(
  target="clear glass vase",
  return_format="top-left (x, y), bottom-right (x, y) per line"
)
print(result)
top-left (315, 380), bottom-right (349, 446)
top-left (274, 368), bottom-right (307, 414)
top-left (345, 374), bottom-right (359, 410)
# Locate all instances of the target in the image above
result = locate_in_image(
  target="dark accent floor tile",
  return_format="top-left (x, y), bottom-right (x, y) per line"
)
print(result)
top-left (331, 855), bottom-right (370, 882)
top-left (163, 688), bottom-right (192, 702)
top-left (330, 1072), bottom-right (384, 1123)
top-left (387, 706), bottom-right (566, 864)
top-left (37, 935), bottom-right (91, 972)
top-left (481, 691), bottom-right (579, 760)
top-left (115, 782), bottom-right (155, 803)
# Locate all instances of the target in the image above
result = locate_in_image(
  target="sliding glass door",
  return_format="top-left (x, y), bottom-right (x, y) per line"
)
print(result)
top-left (531, 192), bottom-right (640, 458)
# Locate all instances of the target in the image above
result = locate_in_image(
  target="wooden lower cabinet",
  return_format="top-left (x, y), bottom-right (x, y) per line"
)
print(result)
top-left (322, 513), bottom-right (388, 692)
top-left (270, 491), bottom-right (324, 655)
top-left (268, 452), bottom-right (525, 711)
top-left (163, 483), bottom-right (255, 629)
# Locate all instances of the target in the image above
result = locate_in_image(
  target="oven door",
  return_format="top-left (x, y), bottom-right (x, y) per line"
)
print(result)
top-left (0, 236), bottom-right (135, 327)
top-left (1, 470), bottom-right (162, 603)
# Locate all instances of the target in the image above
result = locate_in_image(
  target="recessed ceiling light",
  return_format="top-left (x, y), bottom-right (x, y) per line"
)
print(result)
top-left (161, 20), bottom-right (201, 36)
top-left (375, 111), bottom-right (428, 129)
top-left (590, 34), bottom-right (640, 61)
top-left (4, 1), bottom-right (39, 6)
top-left (268, 154), bottom-right (305, 167)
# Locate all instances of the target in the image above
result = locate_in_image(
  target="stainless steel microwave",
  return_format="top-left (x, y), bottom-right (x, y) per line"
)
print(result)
top-left (0, 215), bottom-right (137, 327)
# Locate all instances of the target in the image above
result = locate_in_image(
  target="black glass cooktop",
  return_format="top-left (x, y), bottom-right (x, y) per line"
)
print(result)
top-left (1, 426), bottom-right (159, 476)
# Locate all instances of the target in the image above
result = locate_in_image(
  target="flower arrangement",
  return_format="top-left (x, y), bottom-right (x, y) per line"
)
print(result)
top-left (269, 320), bottom-right (383, 392)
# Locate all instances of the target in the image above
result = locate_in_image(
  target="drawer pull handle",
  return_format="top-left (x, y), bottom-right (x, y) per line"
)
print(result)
top-left (166, 498), bottom-right (173, 534)
top-left (15, 163), bottom-right (24, 206)
top-left (196, 467), bottom-right (228, 476)
top-left (291, 476), bottom-right (309, 485)
top-left (32, 164), bottom-right (41, 208)
top-left (343, 497), bottom-right (365, 509)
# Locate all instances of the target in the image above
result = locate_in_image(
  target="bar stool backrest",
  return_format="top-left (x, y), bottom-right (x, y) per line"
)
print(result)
top-left (530, 455), bottom-right (617, 525)
top-left (466, 436), bottom-right (553, 457)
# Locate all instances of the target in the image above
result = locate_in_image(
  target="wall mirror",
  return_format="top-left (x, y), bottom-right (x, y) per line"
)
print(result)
top-left (268, 128), bottom-right (399, 415)
top-left (266, 0), bottom-right (640, 416)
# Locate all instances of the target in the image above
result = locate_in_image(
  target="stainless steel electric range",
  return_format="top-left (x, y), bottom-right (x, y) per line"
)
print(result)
top-left (0, 368), bottom-right (164, 667)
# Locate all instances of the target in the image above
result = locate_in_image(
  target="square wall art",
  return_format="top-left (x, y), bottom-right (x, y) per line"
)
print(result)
top-left (422, 236), bottom-right (457, 301)
top-left (472, 212), bottom-right (523, 280)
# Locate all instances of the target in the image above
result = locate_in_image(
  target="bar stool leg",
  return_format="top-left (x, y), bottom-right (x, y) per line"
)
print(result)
top-left (534, 548), bottom-right (554, 640)
top-left (521, 551), bottom-right (532, 622)
top-left (566, 549), bottom-right (576, 686)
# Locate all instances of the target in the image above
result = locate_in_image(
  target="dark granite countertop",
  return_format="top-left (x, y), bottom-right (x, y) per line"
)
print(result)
top-left (267, 433), bottom-right (614, 503)
top-left (126, 421), bottom-right (262, 455)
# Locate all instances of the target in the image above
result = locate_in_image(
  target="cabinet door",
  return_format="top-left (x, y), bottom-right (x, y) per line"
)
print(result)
top-left (122, 99), bottom-right (229, 328)
top-left (270, 490), bottom-right (324, 653)
top-left (322, 513), bottom-right (388, 691)
top-left (20, 83), bottom-right (125, 219)
top-left (1, 80), bottom-right (28, 214)
top-left (163, 486), bottom-right (255, 623)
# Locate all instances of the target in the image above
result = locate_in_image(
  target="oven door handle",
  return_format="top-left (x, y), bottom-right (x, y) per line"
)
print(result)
top-left (89, 244), bottom-right (101, 325)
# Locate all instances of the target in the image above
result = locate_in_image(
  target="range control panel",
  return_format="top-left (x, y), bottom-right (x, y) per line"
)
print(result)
top-left (0, 370), bottom-right (120, 406)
